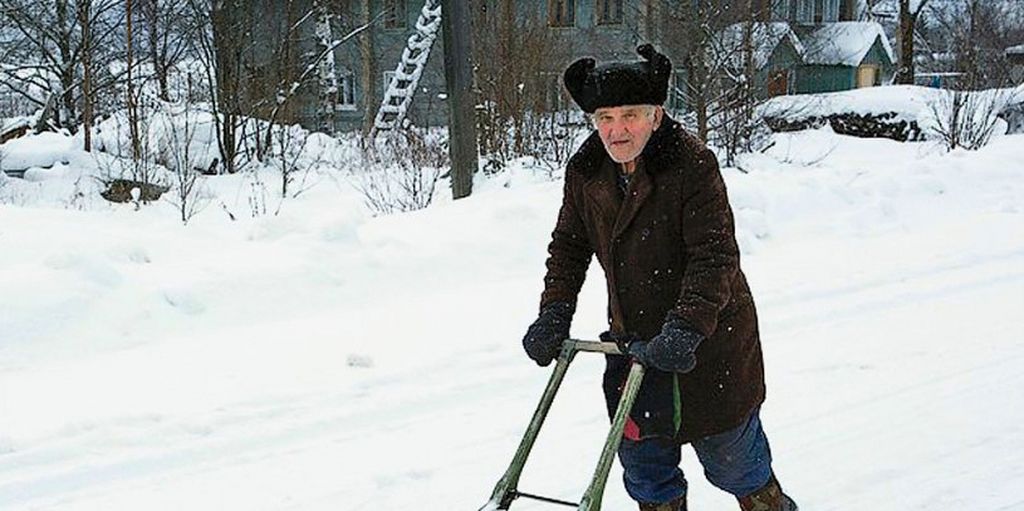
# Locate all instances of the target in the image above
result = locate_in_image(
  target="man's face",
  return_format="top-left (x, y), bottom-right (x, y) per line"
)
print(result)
top-left (593, 105), bottom-right (663, 164)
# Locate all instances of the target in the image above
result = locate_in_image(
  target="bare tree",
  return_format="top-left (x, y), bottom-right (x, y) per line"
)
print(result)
top-left (472, 1), bottom-right (563, 167)
top-left (928, 0), bottom-right (1024, 89)
top-left (126, 0), bottom-right (142, 159)
top-left (134, 0), bottom-right (193, 101)
top-left (186, 0), bottom-right (372, 174)
top-left (0, 0), bottom-right (122, 131)
top-left (138, 0), bottom-right (194, 101)
top-left (895, 0), bottom-right (930, 84)
top-left (76, 0), bottom-right (94, 151)
top-left (658, 0), bottom-right (745, 142)
top-left (253, 8), bottom-right (376, 161)
top-left (184, 0), bottom-right (244, 174)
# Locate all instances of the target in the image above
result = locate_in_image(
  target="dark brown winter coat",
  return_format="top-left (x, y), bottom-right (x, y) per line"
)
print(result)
top-left (539, 116), bottom-right (766, 443)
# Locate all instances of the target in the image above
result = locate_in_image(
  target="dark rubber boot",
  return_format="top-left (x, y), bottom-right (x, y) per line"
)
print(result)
top-left (639, 495), bottom-right (686, 511)
top-left (737, 475), bottom-right (798, 511)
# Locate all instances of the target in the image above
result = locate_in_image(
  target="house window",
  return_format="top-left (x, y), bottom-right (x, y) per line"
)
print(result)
top-left (796, 0), bottom-right (813, 22)
top-left (384, 0), bottom-right (407, 30)
top-left (596, 0), bottom-right (623, 25)
top-left (670, 71), bottom-right (689, 112)
top-left (337, 69), bottom-right (356, 110)
top-left (826, 0), bottom-right (840, 21)
top-left (549, 0), bottom-right (575, 27)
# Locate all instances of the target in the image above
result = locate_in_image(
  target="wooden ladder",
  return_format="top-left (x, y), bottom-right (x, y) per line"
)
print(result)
top-left (371, 0), bottom-right (442, 134)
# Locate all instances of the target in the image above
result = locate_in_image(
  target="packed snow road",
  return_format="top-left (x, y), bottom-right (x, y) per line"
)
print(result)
top-left (1, 130), bottom-right (1022, 510)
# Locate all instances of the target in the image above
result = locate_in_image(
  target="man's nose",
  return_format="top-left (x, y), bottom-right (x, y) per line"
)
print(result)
top-left (609, 119), bottom-right (630, 136)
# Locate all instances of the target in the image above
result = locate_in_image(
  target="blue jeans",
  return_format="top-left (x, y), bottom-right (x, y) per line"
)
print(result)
top-left (617, 409), bottom-right (773, 504)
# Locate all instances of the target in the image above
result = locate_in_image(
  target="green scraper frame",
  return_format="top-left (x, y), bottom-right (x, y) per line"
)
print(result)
top-left (479, 339), bottom-right (647, 511)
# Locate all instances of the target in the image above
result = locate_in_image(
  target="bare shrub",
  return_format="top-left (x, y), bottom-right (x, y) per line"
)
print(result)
top-left (472, 4), bottom-right (578, 173)
top-left (95, 97), bottom-right (169, 208)
top-left (244, 166), bottom-right (269, 218)
top-left (355, 128), bottom-right (446, 216)
top-left (928, 88), bottom-right (1010, 151)
top-left (158, 99), bottom-right (210, 224)
top-left (271, 124), bottom-right (327, 201)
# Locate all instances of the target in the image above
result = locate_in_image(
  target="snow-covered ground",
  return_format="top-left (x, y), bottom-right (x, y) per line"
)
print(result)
top-left (1, 123), bottom-right (1023, 510)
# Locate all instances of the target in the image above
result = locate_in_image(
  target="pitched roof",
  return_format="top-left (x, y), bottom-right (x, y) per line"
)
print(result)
top-left (715, 22), bottom-right (805, 70)
top-left (801, 22), bottom-right (895, 66)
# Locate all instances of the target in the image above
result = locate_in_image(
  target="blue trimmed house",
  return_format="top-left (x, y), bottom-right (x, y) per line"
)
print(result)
top-left (252, 0), bottom-right (895, 133)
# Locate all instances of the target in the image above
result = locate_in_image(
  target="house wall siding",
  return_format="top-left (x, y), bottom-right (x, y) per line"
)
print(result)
top-left (797, 65), bottom-right (855, 93)
top-left (862, 39), bottom-right (896, 81)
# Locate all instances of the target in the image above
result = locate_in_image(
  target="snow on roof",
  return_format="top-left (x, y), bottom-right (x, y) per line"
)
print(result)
top-left (2, 116), bottom-right (30, 133)
top-left (1006, 44), bottom-right (1024, 56)
top-left (801, 22), bottom-right (894, 67)
top-left (714, 22), bottom-right (805, 70)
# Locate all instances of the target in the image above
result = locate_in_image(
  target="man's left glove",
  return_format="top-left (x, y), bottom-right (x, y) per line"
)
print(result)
top-left (627, 314), bottom-right (705, 374)
top-left (522, 302), bottom-right (574, 367)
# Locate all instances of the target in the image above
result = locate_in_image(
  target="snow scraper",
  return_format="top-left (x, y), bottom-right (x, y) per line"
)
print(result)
top-left (479, 339), bottom-right (646, 511)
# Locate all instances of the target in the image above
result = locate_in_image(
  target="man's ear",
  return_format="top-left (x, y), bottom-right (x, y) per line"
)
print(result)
top-left (653, 106), bottom-right (664, 130)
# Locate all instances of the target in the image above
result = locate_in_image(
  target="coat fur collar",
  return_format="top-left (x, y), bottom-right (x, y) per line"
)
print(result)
top-left (567, 115), bottom-right (701, 179)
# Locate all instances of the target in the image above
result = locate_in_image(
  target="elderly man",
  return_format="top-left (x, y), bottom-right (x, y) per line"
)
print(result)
top-left (521, 45), bottom-right (797, 511)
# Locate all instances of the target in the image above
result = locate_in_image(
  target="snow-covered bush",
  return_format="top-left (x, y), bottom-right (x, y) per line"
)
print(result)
top-left (267, 125), bottom-right (331, 200)
top-left (355, 128), bottom-right (447, 216)
top-left (926, 88), bottom-right (1014, 151)
top-left (158, 100), bottom-right (211, 223)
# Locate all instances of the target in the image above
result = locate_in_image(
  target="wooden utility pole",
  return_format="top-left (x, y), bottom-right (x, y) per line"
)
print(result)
top-left (359, 0), bottom-right (378, 137)
top-left (440, 0), bottom-right (478, 200)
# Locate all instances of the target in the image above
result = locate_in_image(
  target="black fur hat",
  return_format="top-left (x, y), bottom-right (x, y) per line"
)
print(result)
top-left (563, 44), bottom-right (672, 114)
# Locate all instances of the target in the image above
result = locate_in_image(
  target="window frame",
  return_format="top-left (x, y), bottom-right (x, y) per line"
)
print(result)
top-left (797, 0), bottom-right (813, 23)
top-left (384, 0), bottom-right (408, 30)
top-left (548, 0), bottom-right (576, 28)
top-left (336, 68), bottom-right (356, 111)
top-left (595, 0), bottom-right (623, 25)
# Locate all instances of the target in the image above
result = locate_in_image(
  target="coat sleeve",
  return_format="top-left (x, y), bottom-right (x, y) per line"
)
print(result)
top-left (540, 169), bottom-right (594, 311)
top-left (672, 148), bottom-right (740, 337)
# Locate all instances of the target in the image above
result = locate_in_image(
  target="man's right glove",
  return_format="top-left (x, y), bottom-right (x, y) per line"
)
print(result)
top-left (627, 314), bottom-right (705, 374)
top-left (522, 302), bottom-right (574, 367)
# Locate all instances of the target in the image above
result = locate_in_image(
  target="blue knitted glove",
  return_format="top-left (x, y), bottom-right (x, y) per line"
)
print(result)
top-left (629, 315), bottom-right (704, 373)
top-left (522, 302), bottom-right (574, 367)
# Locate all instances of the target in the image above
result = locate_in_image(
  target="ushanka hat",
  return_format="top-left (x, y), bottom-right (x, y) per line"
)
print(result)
top-left (563, 44), bottom-right (672, 114)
